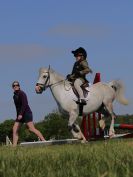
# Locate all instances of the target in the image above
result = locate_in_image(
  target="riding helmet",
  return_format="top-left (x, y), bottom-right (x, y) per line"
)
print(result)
top-left (71, 47), bottom-right (87, 58)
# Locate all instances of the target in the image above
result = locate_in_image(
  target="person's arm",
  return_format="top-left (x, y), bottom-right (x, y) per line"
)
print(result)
top-left (19, 91), bottom-right (28, 116)
top-left (79, 60), bottom-right (93, 75)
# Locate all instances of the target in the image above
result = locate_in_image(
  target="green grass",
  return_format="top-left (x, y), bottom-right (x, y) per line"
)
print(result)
top-left (0, 139), bottom-right (133, 177)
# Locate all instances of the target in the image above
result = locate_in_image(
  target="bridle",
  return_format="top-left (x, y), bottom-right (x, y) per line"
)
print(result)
top-left (36, 66), bottom-right (51, 91)
top-left (36, 66), bottom-right (71, 92)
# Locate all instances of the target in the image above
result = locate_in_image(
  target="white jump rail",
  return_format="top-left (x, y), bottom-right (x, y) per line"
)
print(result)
top-left (20, 139), bottom-right (80, 147)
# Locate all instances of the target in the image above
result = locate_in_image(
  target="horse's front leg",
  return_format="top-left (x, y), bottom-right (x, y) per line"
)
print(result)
top-left (68, 110), bottom-right (87, 143)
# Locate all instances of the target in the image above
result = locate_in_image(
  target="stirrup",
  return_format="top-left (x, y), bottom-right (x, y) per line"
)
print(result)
top-left (76, 99), bottom-right (87, 105)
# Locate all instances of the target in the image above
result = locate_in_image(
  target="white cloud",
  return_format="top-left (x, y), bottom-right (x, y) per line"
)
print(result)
top-left (45, 24), bottom-right (111, 38)
top-left (0, 44), bottom-right (66, 61)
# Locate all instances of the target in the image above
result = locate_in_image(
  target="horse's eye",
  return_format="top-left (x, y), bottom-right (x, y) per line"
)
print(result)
top-left (43, 75), bottom-right (47, 78)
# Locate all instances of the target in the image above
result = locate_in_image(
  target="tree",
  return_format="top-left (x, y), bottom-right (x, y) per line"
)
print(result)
top-left (0, 119), bottom-right (14, 144)
top-left (37, 111), bottom-right (72, 140)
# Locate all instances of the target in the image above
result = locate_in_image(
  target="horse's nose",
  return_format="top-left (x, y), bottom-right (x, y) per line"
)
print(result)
top-left (36, 83), bottom-right (39, 86)
top-left (35, 85), bottom-right (41, 93)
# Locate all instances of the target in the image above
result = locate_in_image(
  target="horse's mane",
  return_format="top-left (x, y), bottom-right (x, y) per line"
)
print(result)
top-left (39, 67), bottom-right (65, 81)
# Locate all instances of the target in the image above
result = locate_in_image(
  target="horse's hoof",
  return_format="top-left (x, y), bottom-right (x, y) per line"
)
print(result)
top-left (81, 139), bottom-right (88, 143)
top-left (109, 133), bottom-right (115, 139)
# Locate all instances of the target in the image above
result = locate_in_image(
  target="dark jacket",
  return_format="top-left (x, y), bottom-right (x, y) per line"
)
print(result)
top-left (69, 59), bottom-right (91, 82)
top-left (13, 90), bottom-right (32, 116)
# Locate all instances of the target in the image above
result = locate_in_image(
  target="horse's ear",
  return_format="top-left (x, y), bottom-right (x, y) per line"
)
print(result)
top-left (48, 65), bottom-right (50, 70)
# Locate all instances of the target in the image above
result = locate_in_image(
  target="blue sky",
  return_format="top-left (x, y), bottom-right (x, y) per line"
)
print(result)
top-left (0, 1), bottom-right (133, 122)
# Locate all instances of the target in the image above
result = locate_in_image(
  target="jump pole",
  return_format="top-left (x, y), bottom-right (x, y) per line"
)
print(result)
top-left (81, 73), bottom-right (102, 140)
top-left (114, 124), bottom-right (133, 129)
top-left (106, 124), bottom-right (133, 130)
top-left (88, 114), bottom-right (92, 139)
top-left (20, 139), bottom-right (80, 147)
top-left (92, 73), bottom-right (102, 139)
top-left (104, 123), bottom-right (133, 138)
top-left (81, 115), bottom-right (88, 140)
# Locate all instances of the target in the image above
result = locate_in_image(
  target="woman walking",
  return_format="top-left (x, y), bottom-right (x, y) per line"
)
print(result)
top-left (12, 81), bottom-right (45, 147)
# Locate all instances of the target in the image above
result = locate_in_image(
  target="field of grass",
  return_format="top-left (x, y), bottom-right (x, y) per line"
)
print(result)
top-left (0, 139), bottom-right (133, 177)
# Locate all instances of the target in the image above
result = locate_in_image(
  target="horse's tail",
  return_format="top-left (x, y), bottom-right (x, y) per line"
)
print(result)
top-left (108, 80), bottom-right (129, 105)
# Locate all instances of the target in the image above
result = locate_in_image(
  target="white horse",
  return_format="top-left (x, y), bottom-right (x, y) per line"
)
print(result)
top-left (35, 67), bottom-right (129, 142)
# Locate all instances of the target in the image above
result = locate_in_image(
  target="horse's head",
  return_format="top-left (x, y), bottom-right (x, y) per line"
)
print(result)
top-left (35, 67), bottom-right (51, 94)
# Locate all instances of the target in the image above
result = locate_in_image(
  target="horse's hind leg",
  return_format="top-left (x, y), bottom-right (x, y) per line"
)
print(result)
top-left (104, 102), bottom-right (116, 138)
top-left (68, 110), bottom-right (87, 142)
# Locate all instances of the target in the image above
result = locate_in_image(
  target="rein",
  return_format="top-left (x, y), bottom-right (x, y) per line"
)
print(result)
top-left (37, 69), bottom-right (70, 91)
top-left (50, 79), bottom-right (72, 91)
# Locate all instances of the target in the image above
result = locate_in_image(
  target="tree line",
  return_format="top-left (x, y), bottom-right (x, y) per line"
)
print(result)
top-left (0, 111), bottom-right (133, 144)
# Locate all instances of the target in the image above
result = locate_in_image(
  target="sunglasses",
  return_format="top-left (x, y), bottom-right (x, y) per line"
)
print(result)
top-left (13, 84), bottom-right (20, 87)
